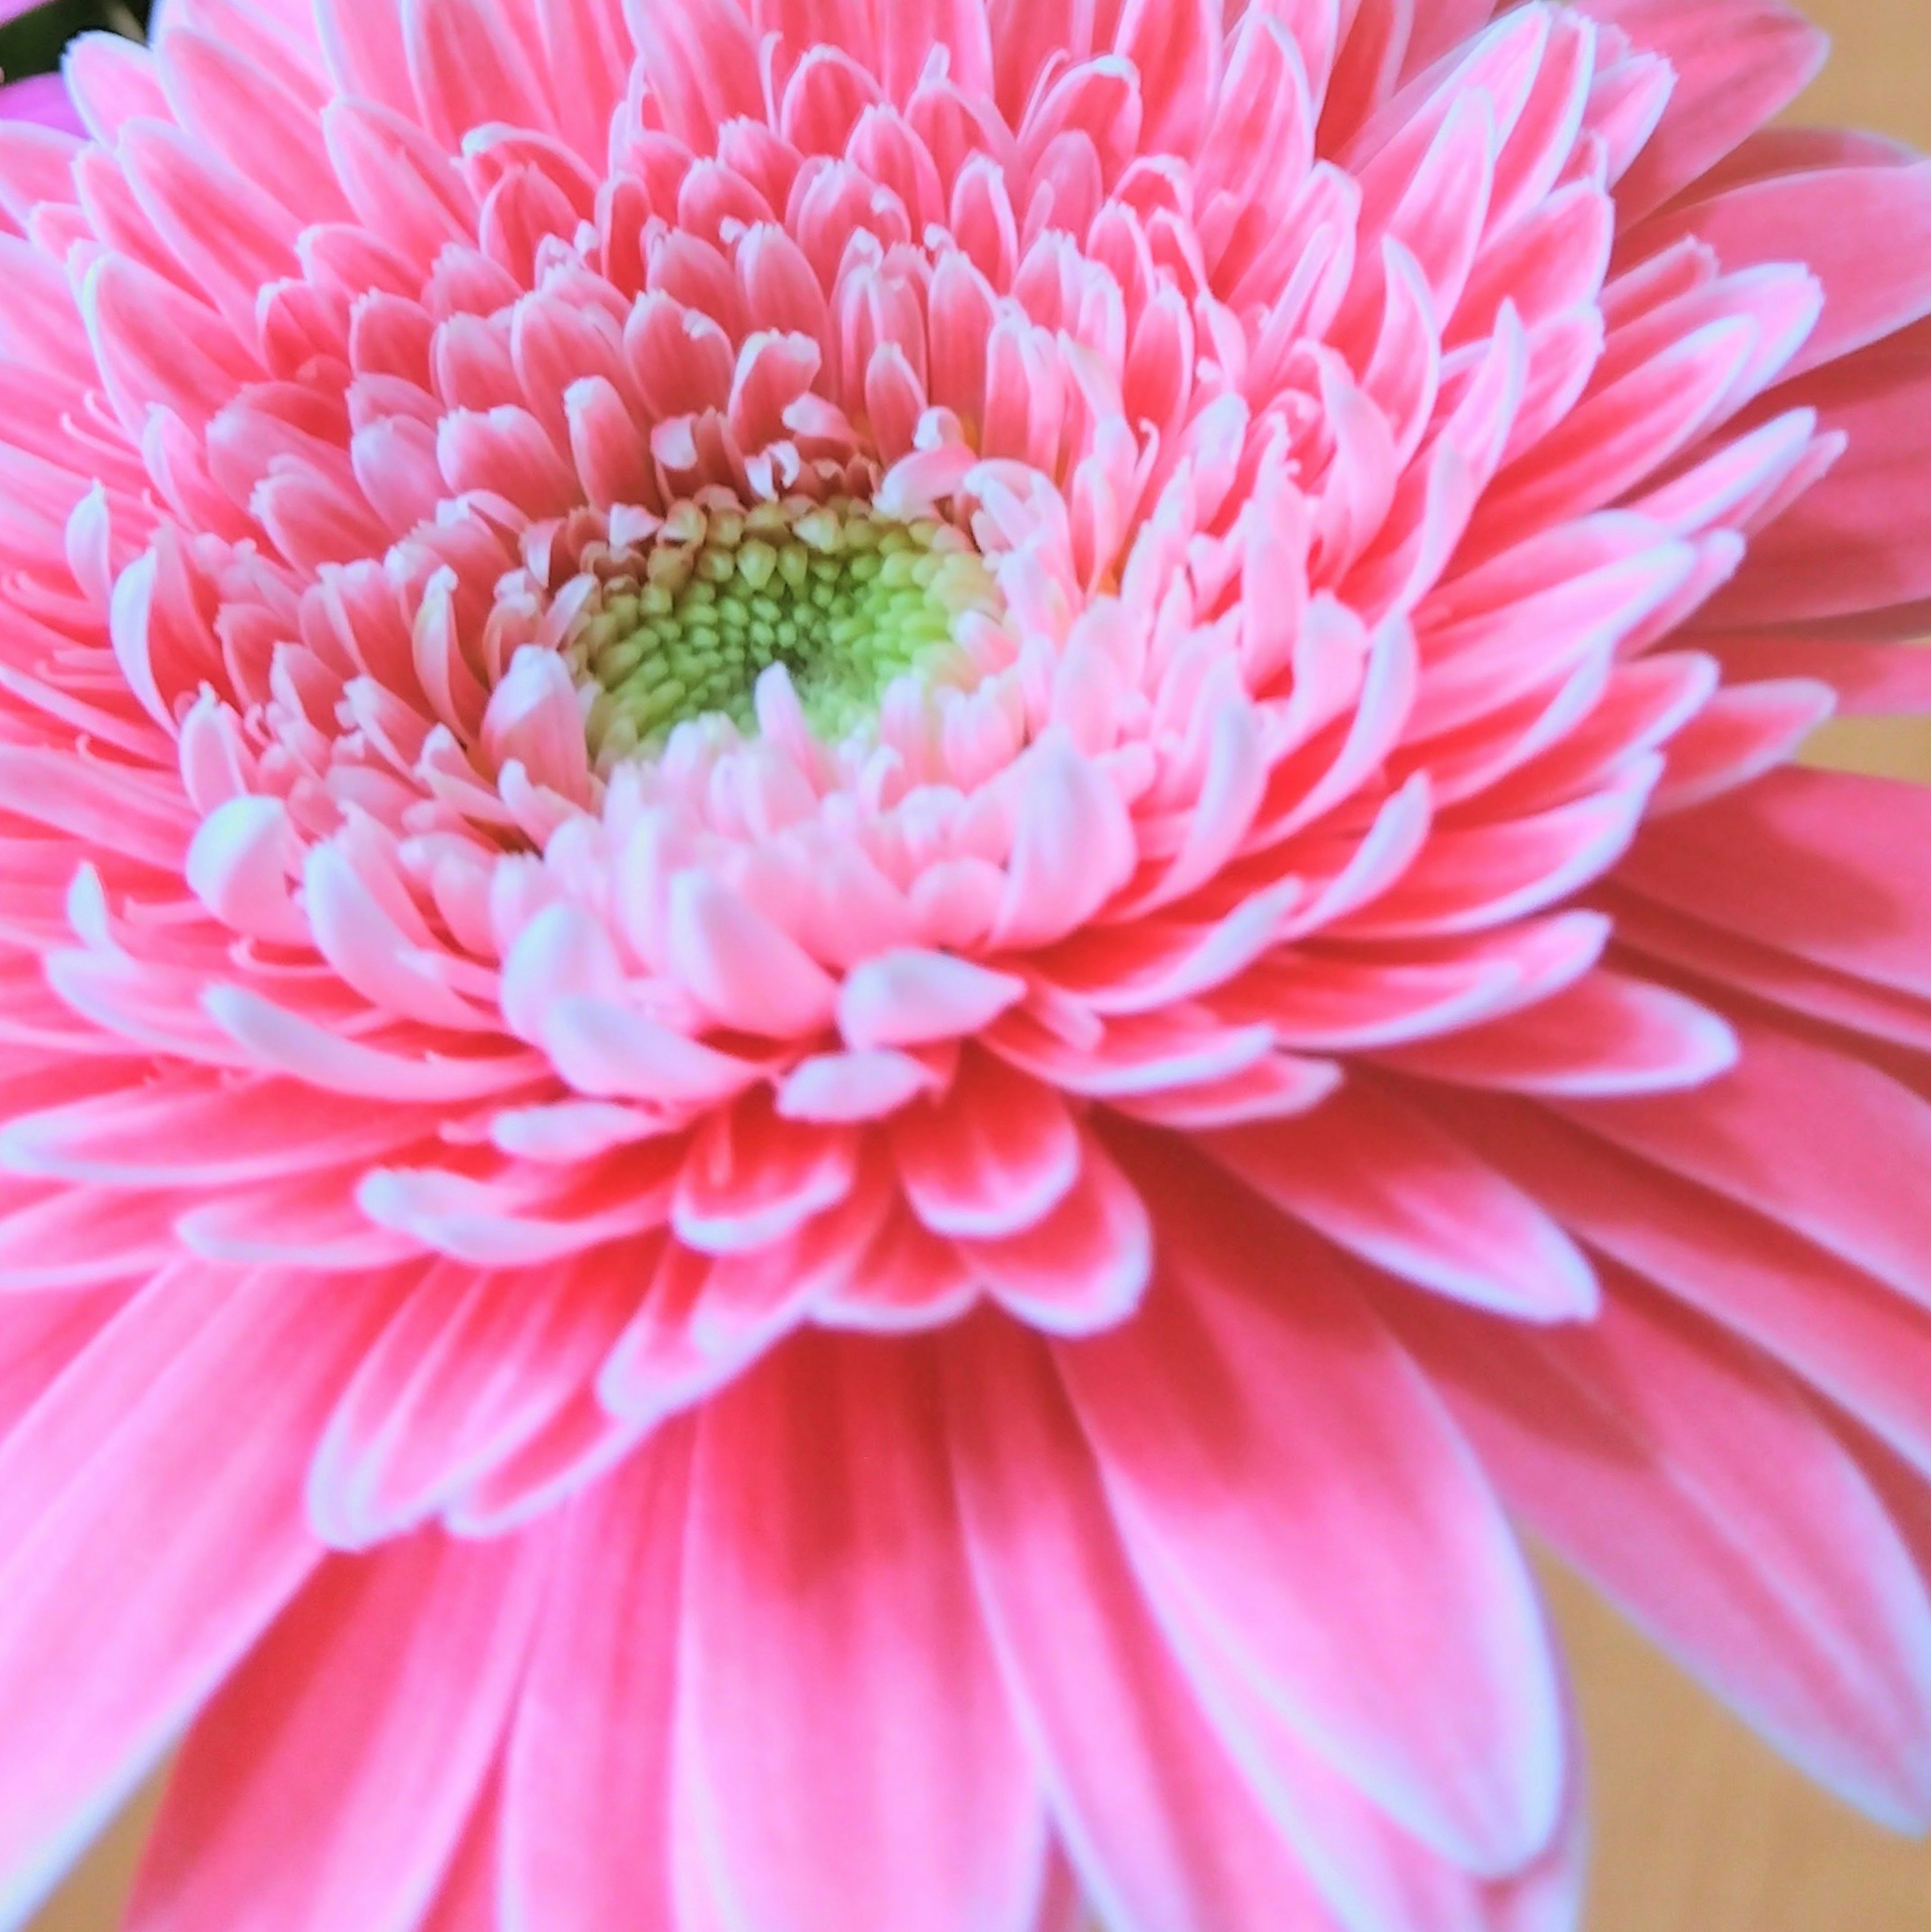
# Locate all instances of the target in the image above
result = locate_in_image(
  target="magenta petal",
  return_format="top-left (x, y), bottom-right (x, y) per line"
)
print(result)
top-left (0, 74), bottom-right (82, 135)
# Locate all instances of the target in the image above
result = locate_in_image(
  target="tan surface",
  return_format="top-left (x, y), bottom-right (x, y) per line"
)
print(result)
top-left (24, 2), bottom-right (1931, 1928)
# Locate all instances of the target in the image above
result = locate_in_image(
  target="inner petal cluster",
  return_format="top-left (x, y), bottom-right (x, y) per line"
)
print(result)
top-left (561, 492), bottom-right (1001, 758)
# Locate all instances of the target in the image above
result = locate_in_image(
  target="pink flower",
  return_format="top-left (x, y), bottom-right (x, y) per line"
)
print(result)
top-left (1, 0), bottom-right (1930, 1923)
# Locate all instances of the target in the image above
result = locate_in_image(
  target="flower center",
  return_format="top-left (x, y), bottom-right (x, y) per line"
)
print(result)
top-left (566, 494), bottom-right (1000, 758)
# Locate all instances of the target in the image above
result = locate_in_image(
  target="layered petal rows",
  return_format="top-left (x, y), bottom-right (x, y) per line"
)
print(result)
top-left (0, 0), bottom-right (1928, 1925)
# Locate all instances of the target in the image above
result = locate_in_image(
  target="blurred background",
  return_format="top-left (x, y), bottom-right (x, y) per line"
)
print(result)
top-left (10, 0), bottom-right (1931, 1925)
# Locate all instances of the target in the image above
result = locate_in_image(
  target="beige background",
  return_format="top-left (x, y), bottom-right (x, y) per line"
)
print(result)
top-left (25, 1), bottom-right (1931, 1926)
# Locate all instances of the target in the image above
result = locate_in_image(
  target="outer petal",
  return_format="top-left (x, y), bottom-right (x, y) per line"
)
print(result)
top-left (1210, 1083), bottom-right (1600, 1320)
top-left (1440, 1092), bottom-right (1931, 1481)
top-left (125, 1528), bottom-right (550, 1932)
top-left (1639, 161), bottom-right (1931, 380)
top-left (678, 1331), bottom-right (1048, 1932)
top-left (0, 1266), bottom-right (399, 1929)
top-left (1554, 1011), bottom-right (1931, 1310)
top-left (1617, 766), bottom-right (1931, 1003)
top-left (1713, 317), bottom-right (1931, 628)
top-left (1393, 1271), bottom-right (1931, 1829)
top-left (1589, 0), bottom-right (1825, 221)
top-left (501, 1422), bottom-right (694, 1932)
top-left (1058, 1145), bottom-right (1567, 1875)
top-left (943, 1312), bottom-right (1338, 1932)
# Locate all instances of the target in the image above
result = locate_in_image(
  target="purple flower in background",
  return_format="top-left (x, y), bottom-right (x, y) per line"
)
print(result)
top-left (0, 1), bottom-right (80, 132)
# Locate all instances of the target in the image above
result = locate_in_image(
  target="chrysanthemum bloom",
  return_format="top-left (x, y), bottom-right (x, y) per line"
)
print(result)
top-left (3, 0), bottom-right (1931, 1923)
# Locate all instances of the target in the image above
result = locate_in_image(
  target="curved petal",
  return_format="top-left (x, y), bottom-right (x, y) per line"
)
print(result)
top-left (1393, 1271), bottom-right (1931, 1829)
top-left (501, 1423), bottom-right (694, 1932)
top-left (942, 1313), bottom-right (1336, 1932)
top-left (1555, 1011), bottom-right (1931, 1311)
top-left (679, 1332), bottom-right (1048, 1932)
top-left (125, 1528), bottom-right (550, 1932)
top-left (1057, 1147), bottom-right (1567, 1875)
top-left (1211, 1083), bottom-right (1599, 1320)
top-left (0, 1266), bottom-right (402, 1928)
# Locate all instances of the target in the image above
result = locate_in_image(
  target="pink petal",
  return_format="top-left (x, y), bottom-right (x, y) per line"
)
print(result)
top-left (1713, 317), bottom-right (1931, 628)
top-left (1697, 634), bottom-right (1931, 715)
top-left (415, 1768), bottom-right (503, 1932)
top-left (1594, 0), bottom-right (1826, 222)
top-left (1445, 1092), bottom-right (1931, 1481)
top-left (1211, 1083), bottom-right (1599, 1320)
top-left (837, 947), bottom-right (1028, 1050)
top-left (501, 1423), bottom-right (694, 1932)
top-left (1059, 1148), bottom-right (1567, 1874)
top-left (1610, 889), bottom-right (1931, 1056)
top-left (1619, 765), bottom-right (1931, 1002)
top-left (892, 1048), bottom-right (1082, 1239)
top-left (0, 1265), bottom-right (397, 1924)
top-left (680, 1332), bottom-right (1047, 1932)
top-left (1556, 1010), bottom-right (1931, 1311)
top-left (307, 1255), bottom-right (640, 1548)
top-left (1393, 1273), bottom-right (1931, 1829)
top-left (1645, 160), bottom-right (1931, 381)
top-left (125, 1527), bottom-right (551, 1932)
top-left (1376, 968), bottom-right (1738, 1097)
top-left (0, 1288), bottom-right (120, 1443)
top-left (989, 736), bottom-right (1139, 951)
top-left (943, 1311), bottom-right (1350, 1932)
top-left (961, 1129), bottom-right (1152, 1336)
top-left (665, 867), bottom-right (839, 1038)
top-left (671, 1091), bottom-right (859, 1253)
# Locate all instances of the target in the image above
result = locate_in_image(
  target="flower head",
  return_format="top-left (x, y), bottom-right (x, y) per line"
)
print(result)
top-left (3, 0), bottom-right (1931, 1924)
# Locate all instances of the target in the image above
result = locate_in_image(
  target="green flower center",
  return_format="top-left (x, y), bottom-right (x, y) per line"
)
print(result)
top-left (568, 496), bottom-right (1000, 758)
